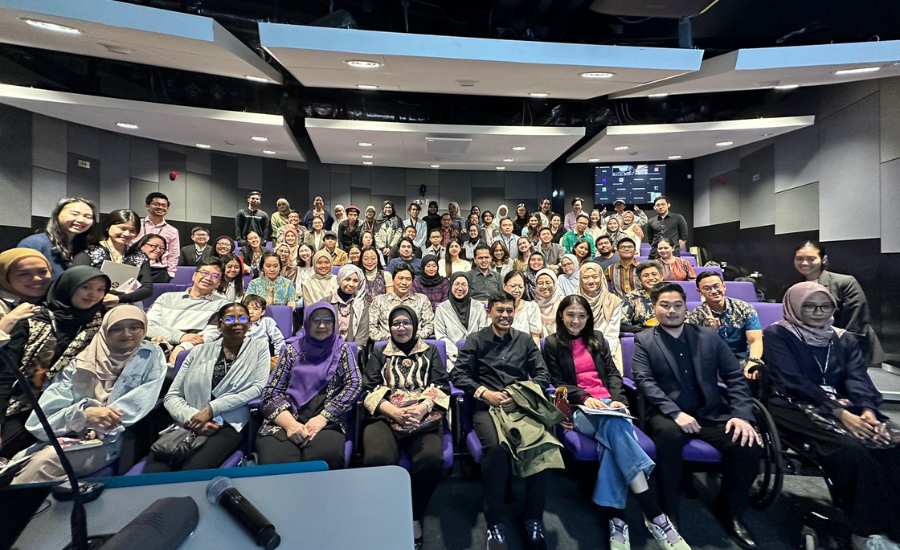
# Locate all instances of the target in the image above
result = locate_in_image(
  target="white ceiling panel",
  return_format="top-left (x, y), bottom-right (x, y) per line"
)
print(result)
top-left (0, 0), bottom-right (282, 83)
top-left (0, 84), bottom-right (304, 161)
top-left (306, 119), bottom-right (584, 171)
top-left (260, 25), bottom-right (703, 100)
top-left (610, 40), bottom-right (900, 98)
top-left (567, 116), bottom-right (815, 163)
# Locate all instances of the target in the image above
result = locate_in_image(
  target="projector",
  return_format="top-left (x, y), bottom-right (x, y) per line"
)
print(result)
top-left (589, 0), bottom-right (718, 18)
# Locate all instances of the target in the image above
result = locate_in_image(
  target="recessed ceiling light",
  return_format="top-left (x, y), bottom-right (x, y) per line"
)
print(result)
top-left (528, 92), bottom-right (550, 98)
top-left (834, 67), bottom-right (880, 76)
top-left (357, 84), bottom-right (379, 90)
top-left (195, 143), bottom-right (211, 149)
top-left (774, 84), bottom-right (800, 90)
top-left (668, 155), bottom-right (682, 159)
top-left (587, 158), bottom-right (600, 162)
top-left (614, 145), bottom-right (630, 151)
top-left (363, 161), bottom-right (374, 165)
top-left (512, 146), bottom-right (526, 151)
top-left (251, 136), bottom-right (268, 142)
top-left (345, 60), bottom-right (383, 69)
top-left (502, 158), bottom-right (514, 162)
top-left (431, 164), bottom-right (441, 168)
top-left (358, 142), bottom-right (373, 147)
top-left (648, 93), bottom-right (669, 98)
top-left (361, 154), bottom-right (374, 159)
top-left (716, 141), bottom-right (734, 147)
top-left (263, 150), bottom-right (276, 155)
top-left (116, 122), bottom-right (139, 130)
top-left (495, 166), bottom-right (506, 170)
top-left (579, 72), bottom-right (615, 79)
top-left (245, 75), bottom-right (269, 83)
top-left (761, 133), bottom-right (771, 137)
top-left (24, 19), bottom-right (80, 34)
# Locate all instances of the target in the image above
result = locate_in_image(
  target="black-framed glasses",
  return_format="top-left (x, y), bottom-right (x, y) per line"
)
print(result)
top-left (222, 316), bottom-right (249, 325)
top-left (391, 320), bottom-right (414, 328)
top-left (197, 270), bottom-right (220, 281)
top-left (801, 303), bottom-right (835, 314)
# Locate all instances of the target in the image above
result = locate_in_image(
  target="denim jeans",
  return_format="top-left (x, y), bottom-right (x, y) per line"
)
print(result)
top-left (573, 402), bottom-right (655, 509)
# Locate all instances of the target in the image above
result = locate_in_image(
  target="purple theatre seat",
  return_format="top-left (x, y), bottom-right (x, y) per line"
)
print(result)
top-left (264, 305), bottom-right (294, 339)
top-left (332, 266), bottom-right (341, 275)
top-left (173, 349), bottom-right (190, 375)
top-left (265, 242), bottom-right (274, 252)
top-left (559, 422), bottom-right (721, 463)
top-left (754, 302), bottom-right (783, 329)
top-left (243, 274), bottom-right (253, 288)
top-left (398, 430), bottom-right (454, 470)
top-left (466, 430), bottom-right (484, 463)
top-left (171, 266), bottom-right (195, 285)
top-left (142, 283), bottom-right (188, 309)
top-left (636, 255), bottom-right (697, 267)
top-left (125, 450), bottom-right (244, 476)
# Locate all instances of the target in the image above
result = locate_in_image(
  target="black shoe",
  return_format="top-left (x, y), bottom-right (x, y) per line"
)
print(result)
top-left (486, 523), bottom-right (508, 550)
top-left (716, 513), bottom-right (758, 549)
top-left (523, 519), bottom-right (548, 550)
top-left (414, 535), bottom-right (423, 550)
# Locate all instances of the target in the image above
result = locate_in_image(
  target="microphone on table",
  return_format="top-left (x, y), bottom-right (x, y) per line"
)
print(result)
top-left (98, 496), bottom-right (199, 550)
top-left (207, 476), bottom-right (281, 550)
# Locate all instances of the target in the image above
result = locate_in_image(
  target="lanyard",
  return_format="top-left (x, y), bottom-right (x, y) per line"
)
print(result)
top-left (790, 325), bottom-right (832, 383)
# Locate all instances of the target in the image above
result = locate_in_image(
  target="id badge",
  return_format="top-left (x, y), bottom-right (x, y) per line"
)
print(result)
top-left (820, 385), bottom-right (836, 395)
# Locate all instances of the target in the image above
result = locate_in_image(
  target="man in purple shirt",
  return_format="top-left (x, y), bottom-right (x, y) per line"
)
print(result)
top-left (563, 197), bottom-right (584, 232)
top-left (136, 192), bottom-right (179, 282)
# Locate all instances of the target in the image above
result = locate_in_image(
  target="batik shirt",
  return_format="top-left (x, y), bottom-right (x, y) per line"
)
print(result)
top-left (686, 298), bottom-right (761, 357)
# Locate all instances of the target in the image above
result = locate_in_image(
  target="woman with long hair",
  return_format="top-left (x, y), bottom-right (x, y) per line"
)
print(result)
top-left (347, 245), bottom-right (363, 268)
top-left (360, 230), bottom-right (386, 266)
top-left (439, 240), bottom-right (471, 277)
top-left (548, 213), bottom-right (565, 244)
top-left (657, 238), bottom-right (696, 282)
top-left (240, 231), bottom-right (265, 276)
top-left (18, 197), bottom-right (98, 278)
top-left (489, 241), bottom-right (510, 274)
top-left (246, 253), bottom-right (298, 309)
top-left (503, 271), bottom-right (542, 347)
top-left (510, 236), bottom-right (534, 274)
top-left (480, 211), bottom-right (499, 244)
top-left (587, 209), bottom-right (604, 244)
top-left (578, 263), bottom-right (623, 372)
top-left (360, 246), bottom-right (393, 306)
top-left (131, 234), bottom-right (171, 284)
top-left (73, 209), bottom-right (152, 305)
top-left (522, 214), bottom-right (543, 246)
top-left (0, 249), bottom-right (53, 348)
top-left (276, 243), bottom-right (299, 285)
top-left (544, 295), bottom-right (689, 550)
top-left (572, 238), bottom-right (592, 267)
top-left (512, 204), bottom-right (530, 236)
top-left (216, 254), bottom-right (245, 302)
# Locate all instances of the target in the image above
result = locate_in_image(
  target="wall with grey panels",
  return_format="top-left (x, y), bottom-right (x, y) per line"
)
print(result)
top-left (708, 170), bottom-right (741, 225)
top-left (738, 144), bottom-right (775, 229)
top-left (775, 183), bottom-right (819, 235)
top-left (881, 76), bottom-right (900, 164)
top-left (881, 159), bottom-right (900, 253)
top-left (773, 125), bottom-right (819, 192)
top-left (0, 104), bottom-right (33, 228)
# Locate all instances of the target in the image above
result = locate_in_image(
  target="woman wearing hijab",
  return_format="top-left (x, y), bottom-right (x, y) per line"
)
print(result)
top-left (0, 249), bottom-right (53, 349)
top-left (375, 201), bottom-right (404, 258)
top-left (279, 226), bottom-right (301, 261)
top-left (447, 202), bottom-right (465, 233)
top-left (362, 205), bottom-right (379, 235)
top-left (543, 295), bottom-right (690, 550)
top-left (331, 265), bottom-right (369, 349)
top-left (462, 223), bottom-right (483, 260)
top-left (301, 250), bottom-right (338, 306)
top-left (411, 256), bottom-right (449, 307)
top-left (0, 266), bottom-right (110, 455)
top-left (620, 211), bottom-right (643, 247)
top-left (332, 204), bottom-right (346, 234)
top-left (521, 252), bottom-right (545, 302)
top-left (578, 263), bottom-right (623, 372)
top-left (360, 246), bottom-right (393, 307)
top-left (270, 198), bottom-right (291, 235)
top-left (362, 305), bottom-right (450, 549)
top-left (534, 268), bottom-right (561, 336)
top-left (256, 303), bottom-right (361, 470)
top-left (9, 306), bottom-right (166, 484)
top-left (143, 302), bottom-right (269, 473)
top-left (602, 217), bottom-right (626, 250)
top-left (493, 204), bottom-right (510, 229)
top-left (434, 272), bottom-right (490, 370)
top-left (557, 254), bottom-right (581, 297)
top-left (763, 283), bottom-right (900, 550)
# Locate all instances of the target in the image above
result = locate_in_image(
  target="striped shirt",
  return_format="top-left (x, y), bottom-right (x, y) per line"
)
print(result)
top-left (606, 261), bottom-right (638, 298)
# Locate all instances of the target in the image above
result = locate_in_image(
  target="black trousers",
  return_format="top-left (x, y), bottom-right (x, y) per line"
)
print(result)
top-left (473, 410), bottom-right (548, 525)
top-left (256, 427), bottom-right (346, 471)
top-left (143, 425), bottom-right (242, 473)
top-left (362, 419), bottom-right (444, 520)
top-left (648, 413), bottom-right (762, 519)
top-left (770, 402), bottom-right (900, 540)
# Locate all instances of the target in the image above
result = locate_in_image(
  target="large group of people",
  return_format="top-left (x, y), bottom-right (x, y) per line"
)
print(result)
top-left (0, 191), bottom-right (893, 550)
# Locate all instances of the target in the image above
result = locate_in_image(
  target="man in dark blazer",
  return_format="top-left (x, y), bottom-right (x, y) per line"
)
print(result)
top-left (632, 282), bottom-right (762, 549)
top-left (177, 226), bottom-right (214, 267)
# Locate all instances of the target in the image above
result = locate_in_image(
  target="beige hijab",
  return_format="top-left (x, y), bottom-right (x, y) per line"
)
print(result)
top-left (0, 248), bottom-right (51, 294)
top-left (534, 268), bottom-right (561, 328)
top-left (578, 263), bottom-right (620, 324)
top-left (71, 305), bottom-right (147, 404)
top-left (303, 250), bottom-right (337, 302)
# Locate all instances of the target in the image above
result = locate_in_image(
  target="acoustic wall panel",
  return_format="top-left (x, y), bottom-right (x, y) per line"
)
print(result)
top-left (238, 156), bottom-right (263, 192)
top-left (187, 148), bottom-right (211, 176)
top-left (471, 187), bottom-right (505, 216)
top-left (331, 171), bottom-right (352, 211)
top-left (708, 170), bottom-right (741, 225)
top-left (0, 105), bottom-right (33, 228)
top-left (129, 138), bottom-right (158, 183)
top-left (881, 158), bottom-right (900, 253)
top-left (350, 187), bottom-right (371, 210)
top-left (350, 166), bottom-right (371, 190)
top-left (66, 153), bottom-right (100, 205)
top-left (67, 123), bottom-right (100, 159)
top-left (692, 148), bottom-right (740, 227)
top-left (371, 167), bottom-right (406, 197)
top-left (774, 125), bottom-right (819, 192)
top-left (262, 159), bottom-right (287, 210)
top-left (503, 172), bottom-right (538, 202)
top-left (739, 144), bottom-right (775, 229)
top-left (818, 79), bottom-right (879, 121)
top-left (158, 148), bottom-right (187, 222)
top-left (818, 93), bottom-right (880, 242)
top-left (881, 77), bottom-right (900, 163)
top-left (472, 171), bottom-right (505, 189)
top-left (284, 165), bottom-right (309, 211)
top-left (209, 153), bottom-right (238, 218)
top-left (99, 132), bottom-right (130, 214)
top-left (775, 182), bottom-right (819, 235)
top-left (692, 166), bottom-right (711, 227)
top-left (331, 165), bottom-right (351, 175)
top-left (438, 171), bottom-right (471, 211)
top-left (32, 114), bottom-right (66, 174)
top-left (129, 178), bottom-right (158, 214)
top-left (32, 167), bottom-right (67, 218)
top-left (185, 171), bottom-right (212, 224)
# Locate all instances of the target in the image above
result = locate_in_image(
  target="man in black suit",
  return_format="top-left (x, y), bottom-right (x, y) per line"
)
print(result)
top-left (632, 282), bottom-right (762, 549)
top-left (177, 226), bottom-right (214, 266)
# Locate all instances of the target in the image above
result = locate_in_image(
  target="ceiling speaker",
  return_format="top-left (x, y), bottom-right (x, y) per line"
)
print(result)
top-left (424, 137), bottom-right (472, 155)
top-left (589, 0), bottom-right (717, 18)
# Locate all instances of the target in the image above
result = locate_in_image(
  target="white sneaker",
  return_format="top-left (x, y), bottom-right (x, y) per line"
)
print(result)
top-left (646, 514), bottom-right (691, 550)
top-left (609, 518), bottom-right (630, 550)
top-left (861, 535), bottom-right (900, 550)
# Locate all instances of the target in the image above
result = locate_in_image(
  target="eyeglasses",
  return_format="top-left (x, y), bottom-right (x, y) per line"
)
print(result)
top-left (309, 317), bottom-right (335, 326)
top-left (143, 243), bottom-right (163, 251)
top-left (391, 320), bottom-right (414, 328)
top-left (505, 283), bottom-right (525, 290)
top-left (618, 245), bottom-right (635, 250)
top-left (197, 270), bottom-right (220, 281)
top-left (700, 283), bottom-right (724, 293)
top-left (149, 202), bottom-right (169, 209)
top-left (801, 303), bottom-right (835, 314)
top-left (222, 316), bottom-right (249, 324)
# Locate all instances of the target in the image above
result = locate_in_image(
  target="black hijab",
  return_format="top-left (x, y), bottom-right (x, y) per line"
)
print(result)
top-left (448, 271), bottom-right (471, 329)
top-left (388, 305), bottom-right (419, 355)
top-left (417, 255), bottom-right (444, 288)
top-left (41, 266), bottom-right (110, 334)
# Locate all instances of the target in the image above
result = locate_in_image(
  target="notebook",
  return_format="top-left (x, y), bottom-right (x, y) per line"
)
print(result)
top-left (100, 260), bottom-right (140, 289)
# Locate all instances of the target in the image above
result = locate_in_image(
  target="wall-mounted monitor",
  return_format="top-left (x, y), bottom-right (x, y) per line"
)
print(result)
top-left (593, 163), bottom-right (666, 205)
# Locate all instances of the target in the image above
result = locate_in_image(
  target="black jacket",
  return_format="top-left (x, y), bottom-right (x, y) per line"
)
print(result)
top-left (543, 332), bottom-right (627, 406)
top-left (177, 244), bottom-right (214, 267)
top-left (632, 324), bottom-right (753, 423)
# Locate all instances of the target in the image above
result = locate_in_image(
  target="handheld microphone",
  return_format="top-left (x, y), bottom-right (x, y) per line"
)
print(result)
top-left (207, 476), bottom-right (281, 550)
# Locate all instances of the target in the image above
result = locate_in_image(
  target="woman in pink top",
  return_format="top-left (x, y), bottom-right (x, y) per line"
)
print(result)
top-left (542, 295), bottom-right (690, 550)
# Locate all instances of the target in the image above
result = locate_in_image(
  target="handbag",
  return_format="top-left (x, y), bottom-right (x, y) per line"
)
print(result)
top-left (389, 396), bottom-right (443, 440)
top-left (554, 387), bottom-right (574, 431)
top-left (150, 425), bottom-right (208, 468)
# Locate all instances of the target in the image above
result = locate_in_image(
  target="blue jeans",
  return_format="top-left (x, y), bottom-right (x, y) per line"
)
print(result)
top-left (573, 403), bottom-right (655, 509)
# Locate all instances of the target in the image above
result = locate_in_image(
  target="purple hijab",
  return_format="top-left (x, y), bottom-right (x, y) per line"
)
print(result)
top-left (285, 302), bottom-right (345, 410)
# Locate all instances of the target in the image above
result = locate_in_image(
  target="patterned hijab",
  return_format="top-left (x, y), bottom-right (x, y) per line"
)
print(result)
top-left (774, 282), bottom-right (844, 346)
top-left (578, 262), bottom-right (620, 324)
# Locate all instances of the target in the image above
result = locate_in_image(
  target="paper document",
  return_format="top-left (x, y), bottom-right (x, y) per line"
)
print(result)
top-left (574, 405), bottom-right (634, 419)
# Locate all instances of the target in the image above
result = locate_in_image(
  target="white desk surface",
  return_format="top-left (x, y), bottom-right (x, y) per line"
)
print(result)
top-left (15, 466), bottom-right (413, 550)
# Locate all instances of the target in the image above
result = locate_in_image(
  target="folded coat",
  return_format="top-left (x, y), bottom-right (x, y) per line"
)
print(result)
top-left (489, 380), bottom-right (565, 478)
